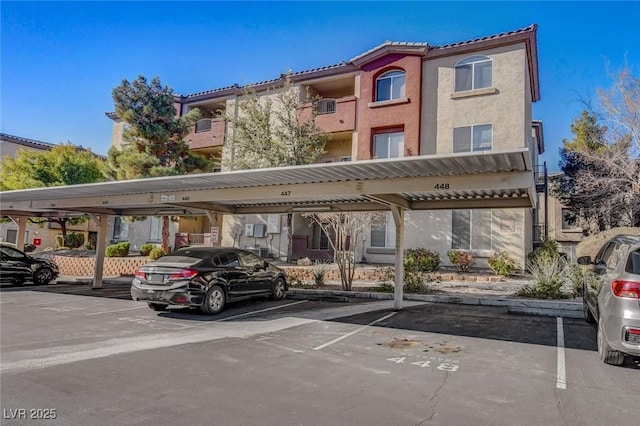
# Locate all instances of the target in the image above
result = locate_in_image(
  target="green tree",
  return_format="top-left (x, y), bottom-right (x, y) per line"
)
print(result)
top-left (227, 72), bottom-right (329, 170)
top-left (552, 65), bottom-right (640, 233)
top-left (108, 75), bottom-right (215, 252)
top-left (227, 72), bottom-right (331, 261)
top-left (0, 143), bottom-right (106, 237)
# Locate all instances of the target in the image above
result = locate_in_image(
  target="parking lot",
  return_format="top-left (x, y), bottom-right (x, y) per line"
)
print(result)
top-left (1, 285), bottom-right (638, 426)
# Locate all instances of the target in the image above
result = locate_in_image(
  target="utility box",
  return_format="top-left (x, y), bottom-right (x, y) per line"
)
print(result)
top-left (254, 224), bottom-right (266, 238)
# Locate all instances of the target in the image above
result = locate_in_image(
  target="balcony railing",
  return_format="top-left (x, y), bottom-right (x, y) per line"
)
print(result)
top-left (314, 99), bottom-right (336, 115)
top-left (195, 118), bottom-right (212, 133)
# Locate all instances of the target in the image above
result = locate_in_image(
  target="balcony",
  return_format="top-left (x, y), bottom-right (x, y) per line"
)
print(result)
top-left (186, 118), bottom-right (226, 151)
top-left (299, 96), bottom-right (356, 134)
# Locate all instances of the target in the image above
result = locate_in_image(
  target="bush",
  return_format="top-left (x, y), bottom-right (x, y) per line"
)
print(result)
top-left (405, 248), bottom-right (441, 273)
top-left (516, 253), bottom-right (570, 299)
top-left (64, 232), bottom-right (85, 249)
top-left (564, 263), bottom-right (600, 298)
top-left (311, 263), bottom-right (330, 286)
top-left (448, 250), bottom-right (475, 272)
top-left (148, 247), bottom-right (166, 260)
top-left (84, 241), bottom-right (95, 250)
top-left (488, 252), bottom-right (520, 276)
top-left (105, 242), bottom-right (130, 257)
top-left (140, 243), bottom-right (156, 257)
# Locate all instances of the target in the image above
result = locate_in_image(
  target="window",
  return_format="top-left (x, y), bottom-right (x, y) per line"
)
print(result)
top-left (149, 217), bottom-right (162, 241)
top-left (373, 131), bottom-right (404, 158)
top-left (375, 70), bottom-right (406, 101)
top-left (452, 210), bottom-right (492, 250)
top-left (340, 156), bottom-right (352, 162)
top-left (370, 213), bottom-right (396, 248)
top-left (213, 252), bottom-right (240, 267)
top-left (113, 217), bottom-right (129, 240)
top-left (195, 118), bottom-right (212, 133)
top-left (561, 209), bottom-right (579, 230)
top-left (238, 251), bottom-right (264, 269)
top-left (455, 55), bottom-right (492, 92)
top-left (311, 223), bottom-right (331, 250)
top-left (453, 124), bottom-right (492, 153)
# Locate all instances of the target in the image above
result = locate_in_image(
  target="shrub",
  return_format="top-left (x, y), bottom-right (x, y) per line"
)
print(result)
top-left (84, 241), bottom-right (95, 250)
top-left (140, 243), bottom-right (156, 257)
top-left (311, 263), bottom-right (330, 286)
top-left (148, 247), bottom-right (166, 260)
top-left (488, 251), bottom-right (520, 276)
top-left (405, 248), bottom-right (441, 273)
top-left (563, 263), bottom-right (600, 298)
top-left (64, 232), bottom-right (85, 249)
top-left (448, 250), bottom-right (475, 272)
top-left (527, 238), bottom-right (560, 265)
top-left (516, 253), bottom-right (570, 299)
top-left (105, 242), bottom-right (130, 257)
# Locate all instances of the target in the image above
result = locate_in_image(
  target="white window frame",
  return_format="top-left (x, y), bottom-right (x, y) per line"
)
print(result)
top-left (454, 55), bottom-right (492, 92)
top-left (453, 124), bottom-right (492, 153)
top-left (375, 70), bottom-right (406, 102)
top-left (373, 131), bottom-right (404, 159)
top-left (370, 212), bottom-right (396, 248)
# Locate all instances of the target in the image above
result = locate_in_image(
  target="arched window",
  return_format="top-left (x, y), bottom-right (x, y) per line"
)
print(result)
top-left (375, 70), bottom-right (406, 102)
top-left (455, 55), bottom-right (492, 92)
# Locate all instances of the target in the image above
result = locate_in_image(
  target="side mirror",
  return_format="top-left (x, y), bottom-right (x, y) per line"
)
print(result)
top-left (252, 263), bottom-right (263, 272)
top-left (577, 256), bottom-right (592, 265)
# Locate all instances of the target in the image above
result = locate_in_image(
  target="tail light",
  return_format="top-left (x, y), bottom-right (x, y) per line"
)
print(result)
top-left (168, 269), bottom-right (198, 280)
top-left (134, 269), bottom-right (146, 280)
top-left (611, 280), bottom-right (640, 299)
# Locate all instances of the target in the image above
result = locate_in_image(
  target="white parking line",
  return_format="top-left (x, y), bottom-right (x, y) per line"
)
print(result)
top-left (86, 305), bottom-right (148, 316)
top-left (216, 300), bottom-right (308, 322)
top-left (556, 317), bottom-right (566, 390)
top-left (313, 312), bottom-right (397, 350)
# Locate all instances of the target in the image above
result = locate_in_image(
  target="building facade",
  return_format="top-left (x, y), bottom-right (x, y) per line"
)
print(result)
top-left (108, 25), bottom-right (545, 268)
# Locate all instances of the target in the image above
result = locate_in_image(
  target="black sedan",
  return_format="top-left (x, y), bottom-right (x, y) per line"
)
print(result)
top-left (131, 247), bottom-right (288, 314)
top-left (0, 243), bottom-right (59, 285)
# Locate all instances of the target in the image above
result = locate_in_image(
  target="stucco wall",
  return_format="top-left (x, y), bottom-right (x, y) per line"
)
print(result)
top-left (421, 43), bottom-right (528, 155)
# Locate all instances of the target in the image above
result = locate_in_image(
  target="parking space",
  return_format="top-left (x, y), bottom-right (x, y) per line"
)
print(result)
top-left (1, 289), bottom-right (638, 425)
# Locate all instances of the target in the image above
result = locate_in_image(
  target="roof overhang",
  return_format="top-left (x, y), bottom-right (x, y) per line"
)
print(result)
top-left (0, 149), bottom-right (536, 219)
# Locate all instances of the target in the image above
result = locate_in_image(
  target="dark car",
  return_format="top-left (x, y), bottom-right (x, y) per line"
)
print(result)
top-left (578, 234), bottom-right (640, 365)
top-left (131, 247), bottom-right (288, 314)
top-left (0, 243), bottom-right (59, 285)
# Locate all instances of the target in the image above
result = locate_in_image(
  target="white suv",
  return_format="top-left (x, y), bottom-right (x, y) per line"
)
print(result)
top-left (579, 234), bottom-right (640, 365)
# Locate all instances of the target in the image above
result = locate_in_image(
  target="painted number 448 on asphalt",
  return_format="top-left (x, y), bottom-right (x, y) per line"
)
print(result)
top-left (387, 357), bottom-right (459, 372)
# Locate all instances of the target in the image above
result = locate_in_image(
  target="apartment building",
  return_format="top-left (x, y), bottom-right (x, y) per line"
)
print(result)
top-left (0, 133), bottom-right (102, 250)
top-left (108, 24), bottom-right (544, 268)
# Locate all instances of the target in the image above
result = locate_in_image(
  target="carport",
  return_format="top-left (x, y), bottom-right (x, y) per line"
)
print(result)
top-left (0, 148), bottom-right (536, 310)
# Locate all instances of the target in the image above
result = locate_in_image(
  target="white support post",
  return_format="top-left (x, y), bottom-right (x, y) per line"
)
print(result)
top-left (91, 214), bottom-right (110, 289)
top-left (8, 216), bottom-right (27, 251)
top-left (390, 206), bottom-right (405, 310)
top-left (204, 210), bottom-right (220, 247)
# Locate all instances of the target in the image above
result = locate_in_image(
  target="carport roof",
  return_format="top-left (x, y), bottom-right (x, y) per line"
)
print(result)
top-left (0, 148), bottom-right (535, 218)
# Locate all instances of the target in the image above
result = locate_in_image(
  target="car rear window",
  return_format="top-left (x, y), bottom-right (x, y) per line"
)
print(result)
top-left (159, 255), bottom-right (207, 264)
top-left (626, 249), bottom-right (640, 274)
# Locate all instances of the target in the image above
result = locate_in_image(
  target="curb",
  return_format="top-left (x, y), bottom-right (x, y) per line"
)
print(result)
top-left (287, 288), bottom-right (583, 319)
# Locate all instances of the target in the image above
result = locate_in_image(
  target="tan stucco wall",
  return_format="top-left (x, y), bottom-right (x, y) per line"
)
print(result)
top-left (421, 43), bottom-right (529, 155)
top-left (110, 121), bottom-right (127, 150)
top-left (364, 208), bottom-right (528, 268)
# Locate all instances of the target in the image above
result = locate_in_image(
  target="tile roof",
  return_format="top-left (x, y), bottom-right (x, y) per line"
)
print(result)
top-left (430, 24), bottom-right (537, 51)
top-left (0, 133), bottom-right (56, 151)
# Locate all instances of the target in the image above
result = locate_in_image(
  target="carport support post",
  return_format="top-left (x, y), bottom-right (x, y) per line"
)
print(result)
top-left (91, 214), bottom-right (110, 289)
top-left (390, 206), bottom-right (405, 310)
top-left (8, 216), bottom-right (27, 250)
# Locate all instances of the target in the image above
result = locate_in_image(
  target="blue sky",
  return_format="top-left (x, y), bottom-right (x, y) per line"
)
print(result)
top-left (1, 1), bottom-right (638, 171)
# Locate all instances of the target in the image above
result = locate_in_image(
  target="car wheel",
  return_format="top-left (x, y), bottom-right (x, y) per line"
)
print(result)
top-left (33, 267), bottom-right (54, 285)
top-left (597, 317), bottom-right (624, 365)
top-left (148, 303), bottom-right (169, 311)
top-left (271, 278), bottom-right (286, 300)
top-left (201, 284), bottom-right (226, 315)
top-left (582, 287), bottom-right (596, 324)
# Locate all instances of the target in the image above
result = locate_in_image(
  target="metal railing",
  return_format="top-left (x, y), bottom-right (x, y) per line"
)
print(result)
top-left (314, 99), bottom-right (336, 115)
top-left (195, 118), bottom-right (212, 133)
